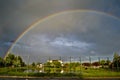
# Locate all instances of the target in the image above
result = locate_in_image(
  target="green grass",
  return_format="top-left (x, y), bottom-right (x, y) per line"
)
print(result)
top-left (81, 68), bottom-right (120, 77)
top-left (0, 67), bottom-right (120, 77)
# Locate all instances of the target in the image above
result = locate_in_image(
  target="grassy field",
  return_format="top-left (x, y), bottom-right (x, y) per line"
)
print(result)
top-left (81, 68), bottom-right (120, 77)
top-left (0, 67), bottom-right (120, 78)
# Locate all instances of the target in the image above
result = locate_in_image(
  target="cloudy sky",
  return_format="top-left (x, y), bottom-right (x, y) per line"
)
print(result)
top-left (1, 0), bottom-right (120, 58)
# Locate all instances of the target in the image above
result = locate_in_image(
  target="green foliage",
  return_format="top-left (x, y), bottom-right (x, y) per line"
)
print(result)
top-left (44, 68), bottom-right (51, 73)
top-left (44, 60), bottom-right (63, 73)
top-left (113, 52), bottom-right (119, 62)
top-left (99, 59), bottom-right (111, 68)
top-left (63, 62), bottom-right (80, 72)
top-left (52, 61), bottom-right (61, 68)
top-left (4, 53), bottom-right (26, 67)
top-left (31, 62), bottom-right (36, 67)
top-left (5, 54), bottom-right (15, 66)
top-left (106, 59), bottom-right (111, 65)
top-left (70, 62), bottom-right (80, 68)
top-left (0, 57), bottom-right (4, 67)
top-left (44, 62), bottom-right (51, 67)
top-left (100, 60), bottom-right (106, 65)
top-left (109, 52), bottom-right (120, 70)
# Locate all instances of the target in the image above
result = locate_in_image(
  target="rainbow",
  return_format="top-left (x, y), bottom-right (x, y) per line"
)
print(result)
top-left (4, 9), bottom-right (120, 58)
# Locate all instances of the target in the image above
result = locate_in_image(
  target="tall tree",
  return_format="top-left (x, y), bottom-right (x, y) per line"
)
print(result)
top-left (109, 52), bottom-right (120, 70)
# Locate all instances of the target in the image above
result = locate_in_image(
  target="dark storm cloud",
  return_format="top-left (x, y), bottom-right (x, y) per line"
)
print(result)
top-left (1, 0), bottom-right (120, 57)
top-left (9, 11), bottom-right (120, 58)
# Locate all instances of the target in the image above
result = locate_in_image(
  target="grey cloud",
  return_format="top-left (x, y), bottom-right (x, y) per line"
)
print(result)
top-left (8, 11), bottom-right (120, 58)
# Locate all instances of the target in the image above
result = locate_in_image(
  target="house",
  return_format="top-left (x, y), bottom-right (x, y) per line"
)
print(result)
top-left (47, 59), bottom-right (63, 64)
top-left (36, 63), bottom-right (43, 69)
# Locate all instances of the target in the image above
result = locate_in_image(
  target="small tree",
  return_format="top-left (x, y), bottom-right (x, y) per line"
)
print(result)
top-left (31, 62), bottom-right (36, 67)
top-left (100, 60), bottom-right (106, 68)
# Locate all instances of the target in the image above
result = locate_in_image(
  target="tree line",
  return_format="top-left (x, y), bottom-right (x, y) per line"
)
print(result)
top-left (0, 53), bottom-right (120, 71)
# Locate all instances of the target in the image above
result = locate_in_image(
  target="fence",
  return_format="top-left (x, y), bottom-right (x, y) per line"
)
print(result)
top-left (18, 56), bottom-right (114, 73)
top-left (21, 56), bottom-right (113, 63)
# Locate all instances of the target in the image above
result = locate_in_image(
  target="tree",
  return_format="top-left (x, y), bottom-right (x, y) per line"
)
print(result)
top-left (105, 59), bottom-right (111, 65)
top-left (52, 61), bottom-right (61, 68)
top-left (14, 56), bottom-right (26, 67)
top-left (0, 57), bottom-right (4, 67)
top-left (5, 54), bottom-right (15, 67)
top-left (113, 52), bottom-right (119, 62)
top-left (4, 53), bottom-right (25, 67)
top-left (109, 52), bottom-right (120, 70)
top-left (44, 62), bottom-right (51, 67)
top-left (31, 62), bottom-right (36, 67)
top-left (13, 56), bottom-right (22, 67)
top-left (113, 53), bottom-right (120, 68)
top-left (100, 60), bottom-right (106, 65)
